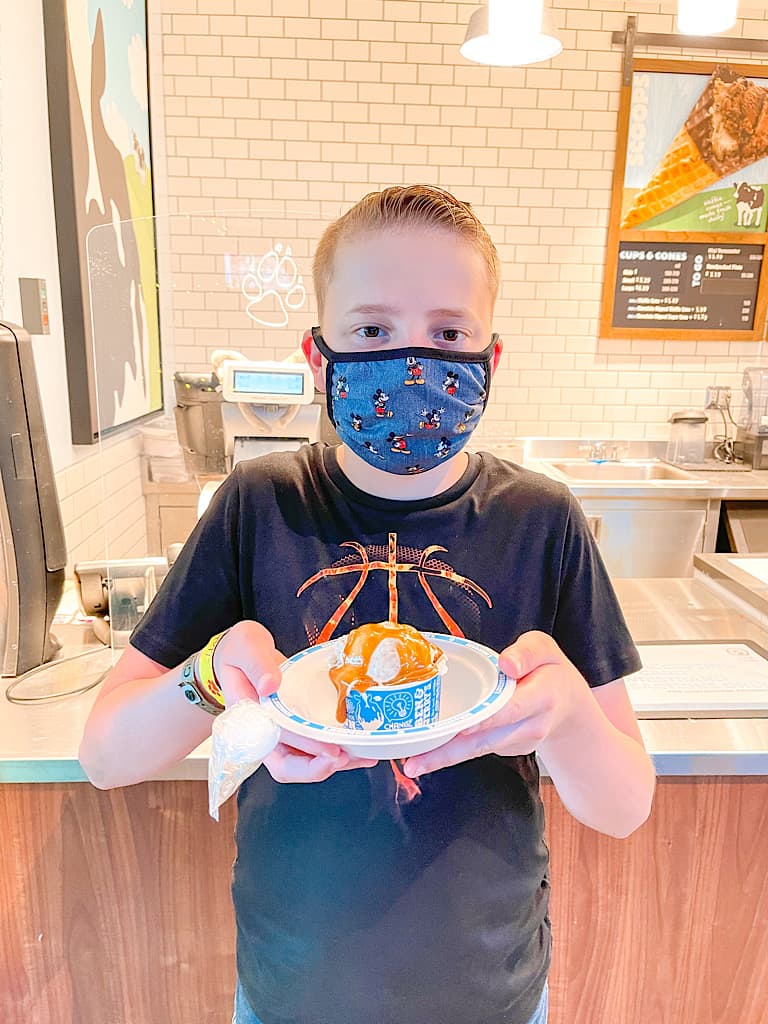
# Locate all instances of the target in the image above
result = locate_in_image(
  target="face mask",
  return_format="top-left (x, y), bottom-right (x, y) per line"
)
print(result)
top-left (311, 327), bottom-right (497, 476)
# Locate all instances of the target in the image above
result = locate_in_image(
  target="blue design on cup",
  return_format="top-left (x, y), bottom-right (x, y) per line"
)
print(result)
top-left (345, 674), bottom-right (442, 732)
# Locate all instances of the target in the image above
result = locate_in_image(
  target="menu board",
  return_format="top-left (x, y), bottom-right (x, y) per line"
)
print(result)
top-left (601, 59), bottom-right (768, 340)
top-left (613, 242), bottom-right (763, 330)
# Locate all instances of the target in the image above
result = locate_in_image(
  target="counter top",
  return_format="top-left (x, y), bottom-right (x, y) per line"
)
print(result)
top-left (4, 577), bottom-right (768, 782)
top-left (477, 439), bottom-right (768, 499)
top-left (529, 459), bottom-right (768, 500)
top-left (0, 632), bottom-right (215, 784)
top-left (694, 553), bottom-right (768, 628)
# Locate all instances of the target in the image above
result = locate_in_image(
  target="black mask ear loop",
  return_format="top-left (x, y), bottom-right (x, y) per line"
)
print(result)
top-left (477, 333), bottom-right (499, 413)
top-left (310, 326), bottom-right (338, 424)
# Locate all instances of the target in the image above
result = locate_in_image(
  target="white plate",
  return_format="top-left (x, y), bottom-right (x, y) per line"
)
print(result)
top-left (260, 632), bottom-right (516, 759)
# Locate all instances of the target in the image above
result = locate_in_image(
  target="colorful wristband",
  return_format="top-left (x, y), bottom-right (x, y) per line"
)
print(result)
top-left (195, 630), bottom-right (229, 705)
top-left (178, 655), bottom-right (224, 716)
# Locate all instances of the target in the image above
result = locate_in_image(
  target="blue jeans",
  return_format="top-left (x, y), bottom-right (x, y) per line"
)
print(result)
top-left (232, 979), bottom-right (549, 1024)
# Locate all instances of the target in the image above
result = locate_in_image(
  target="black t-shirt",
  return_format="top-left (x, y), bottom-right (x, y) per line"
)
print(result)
top-left (131, 444), bottom-right (641, 1024)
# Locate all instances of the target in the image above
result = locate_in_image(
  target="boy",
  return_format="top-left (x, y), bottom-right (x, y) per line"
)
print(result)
top-left (80, 185), bottom-right (654, 1024)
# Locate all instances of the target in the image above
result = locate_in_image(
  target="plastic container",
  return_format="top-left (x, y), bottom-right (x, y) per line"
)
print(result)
top-left (740, 366), bottom-right (768, 435)
top-left (666, 409), bottom-right (707, 465)
top-left (148, 454), bottom-right (190, 482)
top-left (139, 419), bottom-right (190, 481)
top-left (344, 671), bottom-right (442, 732)
top-left (139, 419), bottom-right (182, 458)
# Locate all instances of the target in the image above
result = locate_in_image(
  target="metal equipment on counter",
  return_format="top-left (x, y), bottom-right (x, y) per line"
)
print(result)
top-left (73, 556), bottom-right (173, 647)
top-left (0, 322), bottom-right (66, 677)
top-left (172, 371), bottom-right (227, 474)
top-left (737, 366), bottom-right (768, 470)
top-left (174, 350), bottom-right (330, 481)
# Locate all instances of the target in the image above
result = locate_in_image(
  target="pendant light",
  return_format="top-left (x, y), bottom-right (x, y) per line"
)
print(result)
top-left (677, 0), bottom-right (738, 35)
top-left (460, 1), bottom-right (563, 68)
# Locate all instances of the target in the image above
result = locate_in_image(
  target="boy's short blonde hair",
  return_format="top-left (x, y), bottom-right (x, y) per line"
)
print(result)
top-left (313, 185), bottom-right (500, 319)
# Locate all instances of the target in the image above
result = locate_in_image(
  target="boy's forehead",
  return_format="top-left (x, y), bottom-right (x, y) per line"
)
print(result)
top-left (334, 224), bottom-right (471, 263)
top-left (326, 226), bottom-right (493, 309)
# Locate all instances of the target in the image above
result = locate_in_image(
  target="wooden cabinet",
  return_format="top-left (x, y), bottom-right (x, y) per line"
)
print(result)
top-left (3, 776), bottom-right (767, 1024)
top-left (722, 500), bottom-right (768, 552)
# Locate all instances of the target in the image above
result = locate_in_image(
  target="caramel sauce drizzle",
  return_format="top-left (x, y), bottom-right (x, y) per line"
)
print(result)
top-left (329, 621), bottom-right (439, 724)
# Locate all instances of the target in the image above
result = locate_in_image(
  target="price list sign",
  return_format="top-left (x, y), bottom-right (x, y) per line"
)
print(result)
top-left (612, 242), bottom-right (764, 330)
top-left (601, 59), bottom-right (768, 341)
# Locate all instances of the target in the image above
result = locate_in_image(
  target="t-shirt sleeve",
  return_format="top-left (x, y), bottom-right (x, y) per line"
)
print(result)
top-left (129, 469), bottom-right (245, 668)
top-left (551, 493), bottom-right (642, 687)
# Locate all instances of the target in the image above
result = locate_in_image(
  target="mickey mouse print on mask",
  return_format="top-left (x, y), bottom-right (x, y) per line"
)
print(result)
top-left (311, 327), bottom-right (497, 475)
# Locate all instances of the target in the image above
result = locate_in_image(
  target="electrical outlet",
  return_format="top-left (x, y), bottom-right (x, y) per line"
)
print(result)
top-left (706, 386), bottom-right (731, 410)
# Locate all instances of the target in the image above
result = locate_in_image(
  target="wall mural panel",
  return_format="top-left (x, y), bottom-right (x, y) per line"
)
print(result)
top-left (43, 0), bottom-right (161, 442)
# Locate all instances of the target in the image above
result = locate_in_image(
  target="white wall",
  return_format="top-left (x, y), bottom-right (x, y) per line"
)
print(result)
top-left (0, 1), bottom-right (73, 470)
top-left (5, 1), bottom-right (768, 571)
top-left (158, 0), bottom-right (768, 443)
top-left (0, 3), bottom-right (148, 573)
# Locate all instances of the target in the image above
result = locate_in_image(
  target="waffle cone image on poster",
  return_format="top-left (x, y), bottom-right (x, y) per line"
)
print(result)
top-left (328, 621), bottom-right (446, 724)
top-left (622, 65), bottom-right (768, 229)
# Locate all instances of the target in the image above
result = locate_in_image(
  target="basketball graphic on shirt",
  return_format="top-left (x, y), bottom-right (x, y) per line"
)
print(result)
top-left (297, 532), bottom-right (492, 645)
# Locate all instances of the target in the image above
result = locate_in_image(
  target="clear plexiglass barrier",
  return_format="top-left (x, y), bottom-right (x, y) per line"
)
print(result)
top-left (83, 205), bottom-right (342, 656)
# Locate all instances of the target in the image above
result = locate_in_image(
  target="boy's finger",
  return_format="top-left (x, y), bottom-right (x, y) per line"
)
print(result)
top-left (279, 728), bottom-right (343, 758)
top-left (403, 719), bottom-right (535, 775)
top-left (216, 635), bottom-right (283, 697)
top-left (267, 747), bottom-right (350, 783)
top-left (460, 678), bottom-right (548, 736)
top-left (337, 757), bottom-right (379, 770)
top-left (499, 630), bottom-right (560, 679)
top-left (217, 665), bottom-right (260, 707)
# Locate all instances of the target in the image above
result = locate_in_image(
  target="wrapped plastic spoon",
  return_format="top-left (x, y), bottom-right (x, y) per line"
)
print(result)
top-left (208, 699), bottom-right (281, 820)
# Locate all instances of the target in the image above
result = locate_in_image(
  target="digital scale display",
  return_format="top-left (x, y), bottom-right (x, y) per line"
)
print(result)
top-left (232, 369), bottom-right (305, 396)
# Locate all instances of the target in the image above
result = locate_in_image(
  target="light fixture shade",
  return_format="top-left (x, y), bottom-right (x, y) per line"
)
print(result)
top-left (677, 0), bottom-right (738, 35)
top-left (460, 2), bottom-right (563, 68)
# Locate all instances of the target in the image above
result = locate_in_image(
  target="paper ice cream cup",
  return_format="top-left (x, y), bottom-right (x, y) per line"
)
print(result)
top-left (344, 670), bottom-right (442, 732)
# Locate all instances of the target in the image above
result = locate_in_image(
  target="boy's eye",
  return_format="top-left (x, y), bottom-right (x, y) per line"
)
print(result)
top-left (439, 329), bottom-right (462, 343)
top-left (358, 326), bottom-right (383, 339)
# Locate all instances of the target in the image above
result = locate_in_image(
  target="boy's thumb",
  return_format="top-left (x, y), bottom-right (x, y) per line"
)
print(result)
top-left (500, 630), bottom-right (559, 679)
top-left (218, 664), bottom-right (262, 707)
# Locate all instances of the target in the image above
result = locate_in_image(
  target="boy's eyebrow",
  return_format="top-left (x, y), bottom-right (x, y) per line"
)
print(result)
top-left (346, 304), bottom-right (472, 319)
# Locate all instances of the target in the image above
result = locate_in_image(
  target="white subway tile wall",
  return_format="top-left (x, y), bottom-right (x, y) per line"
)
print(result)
top-left (55, 434), bottom-right (147, 578)
top-left (155, 0), bottom-right (768, 444)
top-left (57, 0), bottom-right (768, 566)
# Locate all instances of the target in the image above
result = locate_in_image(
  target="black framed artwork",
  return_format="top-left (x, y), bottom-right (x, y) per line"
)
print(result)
top-left (43, 0), bottom-right (162, 442)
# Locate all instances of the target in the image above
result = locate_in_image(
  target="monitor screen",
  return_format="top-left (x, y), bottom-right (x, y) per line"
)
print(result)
top-left (231, 369), bottom-right (305, 396)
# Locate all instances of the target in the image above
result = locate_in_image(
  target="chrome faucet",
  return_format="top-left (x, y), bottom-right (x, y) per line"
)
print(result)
top-left (580, 441), bottom-right (606, 462)
top-left (580, 442), bottom-right (625, 462)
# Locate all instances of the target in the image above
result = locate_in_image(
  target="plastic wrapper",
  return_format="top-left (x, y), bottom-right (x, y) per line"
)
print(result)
top-left (208, 699), bottom-right (281, 820)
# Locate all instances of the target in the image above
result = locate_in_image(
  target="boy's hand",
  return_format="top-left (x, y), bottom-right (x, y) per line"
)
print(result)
top-left (264, 731), bottom-right (378, 784)
top-left (402, 631), bottom-right (589, 776)
top-left (213, 620), bottom-right (285, 706)
top-left (214, 622), bottom-right (379, 782)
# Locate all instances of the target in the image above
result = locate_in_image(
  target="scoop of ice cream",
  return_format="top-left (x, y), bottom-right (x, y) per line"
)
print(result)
top-left (689, 65), bottom-right (768, 171)
top-left (366, 636), bottom-right (402, 683)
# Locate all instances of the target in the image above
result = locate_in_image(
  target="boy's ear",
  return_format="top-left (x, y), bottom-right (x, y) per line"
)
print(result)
top-left (490, 336), bottom-right (503, 376)
top-left (301, 328), bottom-right (325, 391)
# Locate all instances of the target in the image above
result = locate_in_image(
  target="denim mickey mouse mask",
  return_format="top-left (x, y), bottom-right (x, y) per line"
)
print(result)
top-left (311, 326), bottom-right (498, 475)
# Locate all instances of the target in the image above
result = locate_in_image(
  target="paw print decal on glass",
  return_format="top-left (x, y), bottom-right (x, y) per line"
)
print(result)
top-left (241, 242), bottom-right (307, 327)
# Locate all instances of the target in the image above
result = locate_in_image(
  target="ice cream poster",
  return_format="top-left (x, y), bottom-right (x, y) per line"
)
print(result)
top-left (622, 64), bottom-right (768, 232)
top-left (43, 0), bottom-right (162, 442)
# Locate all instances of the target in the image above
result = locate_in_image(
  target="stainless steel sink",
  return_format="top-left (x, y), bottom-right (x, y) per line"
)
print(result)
top-left (545, 460), bottom-right (697, 482)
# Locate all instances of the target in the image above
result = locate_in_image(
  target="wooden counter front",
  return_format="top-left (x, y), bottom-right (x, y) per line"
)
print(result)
top-left (2, 777), bottom-right (767, 1024)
